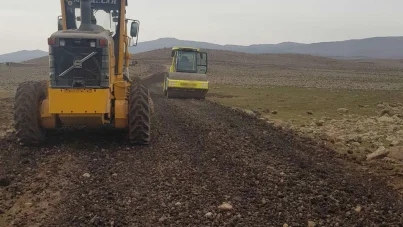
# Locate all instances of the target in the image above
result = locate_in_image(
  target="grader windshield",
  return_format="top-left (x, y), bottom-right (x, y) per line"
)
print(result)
top-left (62, 0), bottom-right (127, 34)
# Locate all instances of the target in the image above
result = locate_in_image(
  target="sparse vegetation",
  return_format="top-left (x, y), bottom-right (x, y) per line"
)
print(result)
top-left (208, 85), bottom-right (403, 124)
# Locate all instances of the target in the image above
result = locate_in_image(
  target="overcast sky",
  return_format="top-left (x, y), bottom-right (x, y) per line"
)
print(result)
top-left (1, 0), bottom-right (403, 54)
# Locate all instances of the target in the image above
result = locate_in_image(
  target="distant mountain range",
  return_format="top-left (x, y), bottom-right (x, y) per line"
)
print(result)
top-left (0, 50), bottom-right (48, 63)
top-left (130, 37), bottom-right (403, 59)
top-left (2, 36), bottom-right (403, 63)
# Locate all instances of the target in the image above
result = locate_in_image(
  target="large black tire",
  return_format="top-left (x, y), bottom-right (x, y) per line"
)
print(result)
top-left (166, 89), bottom-right (171, 99)
top-left (14, 81), bottom-right (47, 146)
top-left (197, 91), bottom-right (207, 100)
top-left (128, 80), bottom-right (151, 145)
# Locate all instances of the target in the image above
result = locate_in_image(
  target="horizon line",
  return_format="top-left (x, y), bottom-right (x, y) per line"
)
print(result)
top-left (1, 35), bottom-right (403, 55)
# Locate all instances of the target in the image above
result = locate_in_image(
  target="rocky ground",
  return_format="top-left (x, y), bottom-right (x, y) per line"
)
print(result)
top-left (289, 103), bottom-right (403, 192)
top-left (1, 87), bottom-right (403, 226)
top-left (1, 50), bottom-right (403, 226)
top-left (136, 48), bottom-right (403, 195)
top-left (293, 102), bottom-right (403, 160)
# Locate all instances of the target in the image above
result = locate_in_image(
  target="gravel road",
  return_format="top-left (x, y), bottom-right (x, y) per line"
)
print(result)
top-left (0, 74), bottom-right (403, 226)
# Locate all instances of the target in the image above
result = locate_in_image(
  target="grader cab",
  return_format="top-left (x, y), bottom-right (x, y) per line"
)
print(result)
top-left (163, 47), bottom-right (209, 99)
top-left (13, 0), bottom-right (151, 146)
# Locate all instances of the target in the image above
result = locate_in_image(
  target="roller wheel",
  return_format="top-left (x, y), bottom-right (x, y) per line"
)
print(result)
top-left (198, 91), bottom-right (206, 100)
top-left (14, 81), bottom-right (47, 146)
top-left (166, 89), bottom-right (171, 99)
top-left (128, 80), bottom-right (151, 145)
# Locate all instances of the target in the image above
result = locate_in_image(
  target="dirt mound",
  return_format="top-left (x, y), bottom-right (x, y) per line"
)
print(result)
top-left (20, 48), bottom-right (403, 72)
top-left (352, 58), bottom-right (403, 70)
top-left (131, 49), bottom-right (403, 90)
top-left (24, 56), bottom-right (48, 66)
top-left (2, 62), bottom-right (38, 67)
top-left (132, 48), bottom-right (399, 71)
top-left (129, 63), bottom-right (167, 79)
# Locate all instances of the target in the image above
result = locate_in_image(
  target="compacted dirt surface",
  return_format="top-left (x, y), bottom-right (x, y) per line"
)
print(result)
top-left (1, 75), bottom-right (403, 227)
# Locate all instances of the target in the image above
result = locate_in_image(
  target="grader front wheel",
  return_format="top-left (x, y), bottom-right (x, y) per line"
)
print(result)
top-left (14, 81), bottom-right (47, 146)
top-left (128, 81), bottom-right (151, 145)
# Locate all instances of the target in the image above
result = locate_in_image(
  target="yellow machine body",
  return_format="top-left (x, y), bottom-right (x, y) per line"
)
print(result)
top-left (48, 88), bottom-right (111, 114)
top-left (166, 79), bottom-right (209, 90)
top-left (14, 0), bottom-right (151, 146)
top-left (39, 0), bottom-right (136, 129)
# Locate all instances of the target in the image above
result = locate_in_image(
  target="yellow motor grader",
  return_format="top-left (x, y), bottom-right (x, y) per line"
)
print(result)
top-left (13, 0), bottom-right (151, 146)
top-left (163, 46), bottom-right (208, 99)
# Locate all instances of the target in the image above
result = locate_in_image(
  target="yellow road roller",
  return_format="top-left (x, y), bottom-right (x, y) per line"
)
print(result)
top-left (163, 46), bottom-right (208, 99)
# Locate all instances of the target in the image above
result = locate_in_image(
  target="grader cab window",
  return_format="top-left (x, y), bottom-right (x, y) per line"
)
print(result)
top-left (74, 9), bottom-right (119, 35)
top-left (63, 0), bottom-right (122, 35)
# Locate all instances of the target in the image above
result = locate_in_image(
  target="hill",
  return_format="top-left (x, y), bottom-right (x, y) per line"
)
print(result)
top-left (132, 48), bottom-right (399, 71)
top-left (132, 48), bottom-right (403, 91)
top-left (130, 37), bottom-right (403, 59)
top-left (3, 48), bottom-right (403, 93)
top-left (3, 36), bottom-right (403, 63)
top-left (24, 56), bottom-right (48, 66)
top-left (0, 50), bottom-right (47, 63)
top-left (24, 48), bottom-right (403, 71)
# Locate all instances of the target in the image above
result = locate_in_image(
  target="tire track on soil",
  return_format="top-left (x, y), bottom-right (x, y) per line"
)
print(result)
top-left (1, 76), bottom-right (403, 226)
top-left (46, 87), bottom-right (403, 226)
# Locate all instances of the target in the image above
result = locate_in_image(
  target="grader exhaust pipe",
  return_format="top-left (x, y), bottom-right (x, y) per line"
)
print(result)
top-left (79, 0), bottom-right (93, 31)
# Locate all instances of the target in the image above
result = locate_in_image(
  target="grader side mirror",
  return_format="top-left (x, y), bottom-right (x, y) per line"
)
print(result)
top-left (130, 21), bottom-right (139, 37)
top-left (127, 19), bottom-right (140, 46)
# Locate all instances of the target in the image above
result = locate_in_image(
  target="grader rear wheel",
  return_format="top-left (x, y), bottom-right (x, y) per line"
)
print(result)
top-left (128, 81), bottom-right (151, 145)
top-left (14, 81), bottom-right (47, 146)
